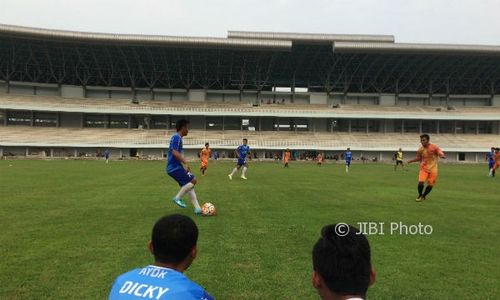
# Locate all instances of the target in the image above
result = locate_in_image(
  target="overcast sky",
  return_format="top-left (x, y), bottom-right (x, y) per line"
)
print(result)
top-left (0, 0), bottom-right (499, 45)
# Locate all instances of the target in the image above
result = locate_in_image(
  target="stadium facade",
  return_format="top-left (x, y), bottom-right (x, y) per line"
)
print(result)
top-left (1, 24), bottom-right (500, 161)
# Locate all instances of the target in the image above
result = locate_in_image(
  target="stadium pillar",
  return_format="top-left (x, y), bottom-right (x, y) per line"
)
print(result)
top-left (50, 148), bottom-right (54, 157)
top-left (492, 95), bottom-right (500, 107)
top-left (188, 90), bottom-right (206, 102)
top-left (25, 147), bottom-right (29, 157)
top-left (310, 93), bottom-right (328, 105)
top-left (74, 149), bottom-right (78, 158)
top-left (0, 147), bottom-right (3, 158)
top-left (61, 85), bottom-right (85, 98)
top-left (379, 94), bottom-right (396, 106)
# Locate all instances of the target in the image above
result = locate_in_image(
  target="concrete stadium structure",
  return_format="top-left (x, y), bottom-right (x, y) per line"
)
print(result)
top-left (1, 24), bottom-right (500, 162)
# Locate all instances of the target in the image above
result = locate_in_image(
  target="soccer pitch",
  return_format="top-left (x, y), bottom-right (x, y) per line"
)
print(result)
top-left (0, 160), bottom-right (499, 299)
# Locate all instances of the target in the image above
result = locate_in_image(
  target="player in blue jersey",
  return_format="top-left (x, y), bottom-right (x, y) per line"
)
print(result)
top-left (344, 148), bottom-right (353, 173)
top-left (487, 147), bottom-right (496, 177)
top-left (228, 138), bottom-right (251, 180)
top-left (109, 214), bottom-right (214, 300)
top-left (104, 149), bottom-right (110, 164)
top-left (167, 119), bottom-right (202, 214)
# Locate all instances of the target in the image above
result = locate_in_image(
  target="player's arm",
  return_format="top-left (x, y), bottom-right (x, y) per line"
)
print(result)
top-left (172, 149), bottom-right (190, 171)
top-left (437, 147), bottom-right (446, 159)
top-left (171, 135), bottom-right (190, 171)
top-left (407, 152), bottom-right (421, 164)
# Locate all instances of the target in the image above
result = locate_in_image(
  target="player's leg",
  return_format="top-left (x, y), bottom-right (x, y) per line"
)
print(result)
top-left (345, 161), bottom-right (350, 173)
top-left (422, 172), bottom-right (437, 199)
top-left (169, 170), bottom-right (196, 208)
top-left (416, 170), bottom-right (429, 201)
top-left (184, 177), bottom-right (202, 214)
top-left (241, 163), bottom-right (248, 179)
top-left (228, 163), bottom-right (240, 180)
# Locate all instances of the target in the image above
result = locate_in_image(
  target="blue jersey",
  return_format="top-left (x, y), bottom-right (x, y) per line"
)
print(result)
top-left (104, 150), bottom-right (110, 158)
top-left (344, 151), bottom-right (353, 161)
top-left (237, 145), bottom-right (250, 160)
top-left (487, 152), bottom-right (495, 163)
top-left (167, 134), bottom-right (184, 173)
top-left (109, 265), bottom-right (213, 300)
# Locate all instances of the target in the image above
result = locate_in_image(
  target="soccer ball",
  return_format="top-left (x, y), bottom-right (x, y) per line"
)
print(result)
top-left (201, 203), bottom-right (216, 216)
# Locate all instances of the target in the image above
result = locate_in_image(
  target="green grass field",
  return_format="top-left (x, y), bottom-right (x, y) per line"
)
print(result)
top-left (1, 159), bottom-right (499, 299)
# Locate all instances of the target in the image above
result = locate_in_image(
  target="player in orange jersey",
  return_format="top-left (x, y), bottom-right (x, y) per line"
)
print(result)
top-left (407, 134), bottom-right (446, 202)
top-left (283, 149), bottom-right (291, 168)
top-left (199, 143), bottom-right (211, 176)
top-left (316, 152), bottom-right (324, 166)
top-left (493, 148), bottom-right (500, 177)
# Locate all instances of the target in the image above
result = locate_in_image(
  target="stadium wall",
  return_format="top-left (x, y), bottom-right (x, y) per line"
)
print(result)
top-left (0, 146), bottom-right (488, 164)
top-left (1, 81), bottom-right (497, 107)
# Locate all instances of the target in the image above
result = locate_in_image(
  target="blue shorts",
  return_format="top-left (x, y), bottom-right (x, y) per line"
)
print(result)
top-left (346, 160), bottom-right (351, 166)
top-left (489, 161), bottom-right (495, 169)
top-left (168, 168), bottom-right (195, 187)
top-left (237, 158), bottom-right (247, 166)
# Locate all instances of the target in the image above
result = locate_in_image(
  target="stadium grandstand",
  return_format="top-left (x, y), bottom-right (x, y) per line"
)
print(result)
top-left (0, 23), bottom-right (500, 161)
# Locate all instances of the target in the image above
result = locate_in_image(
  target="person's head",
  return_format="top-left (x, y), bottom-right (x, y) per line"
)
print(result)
top-left (205, 142), bottom-right (209, 149)
top-left (312, 224), bottom-right (376, 300)
top-left (399, 148), bottom-right (402, 152)
top-left (496, 148), bottom-right (500, 153)
top-left (176, 119), bottom-right (190, 137)
top-left (148, 214), bottom-right (198, 272)
top-left (242, 138), bottom-right (248, 145)
top-left (492, 147), bottom-right (496, 152)
top-left (347, 148), bottom-right (350, 151)
top-left (420, 134), bottom-right (430, 147)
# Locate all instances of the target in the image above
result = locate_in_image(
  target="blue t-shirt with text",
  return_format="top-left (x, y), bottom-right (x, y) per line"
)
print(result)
top-left (109, 265), bottom-right (214, 300)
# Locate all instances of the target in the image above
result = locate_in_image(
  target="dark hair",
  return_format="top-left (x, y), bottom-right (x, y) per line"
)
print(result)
top-left (176, 119), bottom-right (190, 132)
top-left (205, 142), bottom-right (209, 146)
top-left (420, 134), bottom-right (430, 141)
top-left (312, 224), bottom-right (371, 296)
top-left (152, 214), bottom-right (198, 264)
top-left (243, 138), bottom-right (248, 142)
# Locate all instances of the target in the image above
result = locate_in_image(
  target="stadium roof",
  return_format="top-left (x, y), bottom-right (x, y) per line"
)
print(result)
top-left (1, 24), bottom-right (500, 94)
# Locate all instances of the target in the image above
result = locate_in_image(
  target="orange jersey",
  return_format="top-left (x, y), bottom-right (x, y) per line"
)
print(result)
top-left (200, 148), bottom-right (211, 161)
top-left (416, 143), bottom-right (444, 173)
top-left (495, 152), bottom-right (500, 164)
top-left (284, 151), bottom-right (291, 162)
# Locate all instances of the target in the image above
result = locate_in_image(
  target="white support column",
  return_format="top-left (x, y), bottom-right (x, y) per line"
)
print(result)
top-left (25, 147), bottom-right (29, 157)
top-left (0, 147), bottom-right (3, 158)
top-left (74, 149), bottom-right (78, 157)
top-left (491, 95), bottom-right (500, 107)
top-left (50, 148), bottom-right (54, 157)
top-left (379, 94), bottom-right (397, 106)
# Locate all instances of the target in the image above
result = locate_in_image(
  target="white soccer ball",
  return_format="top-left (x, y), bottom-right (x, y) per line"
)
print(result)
top-left (201, 203), bottom-right (216, 216)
